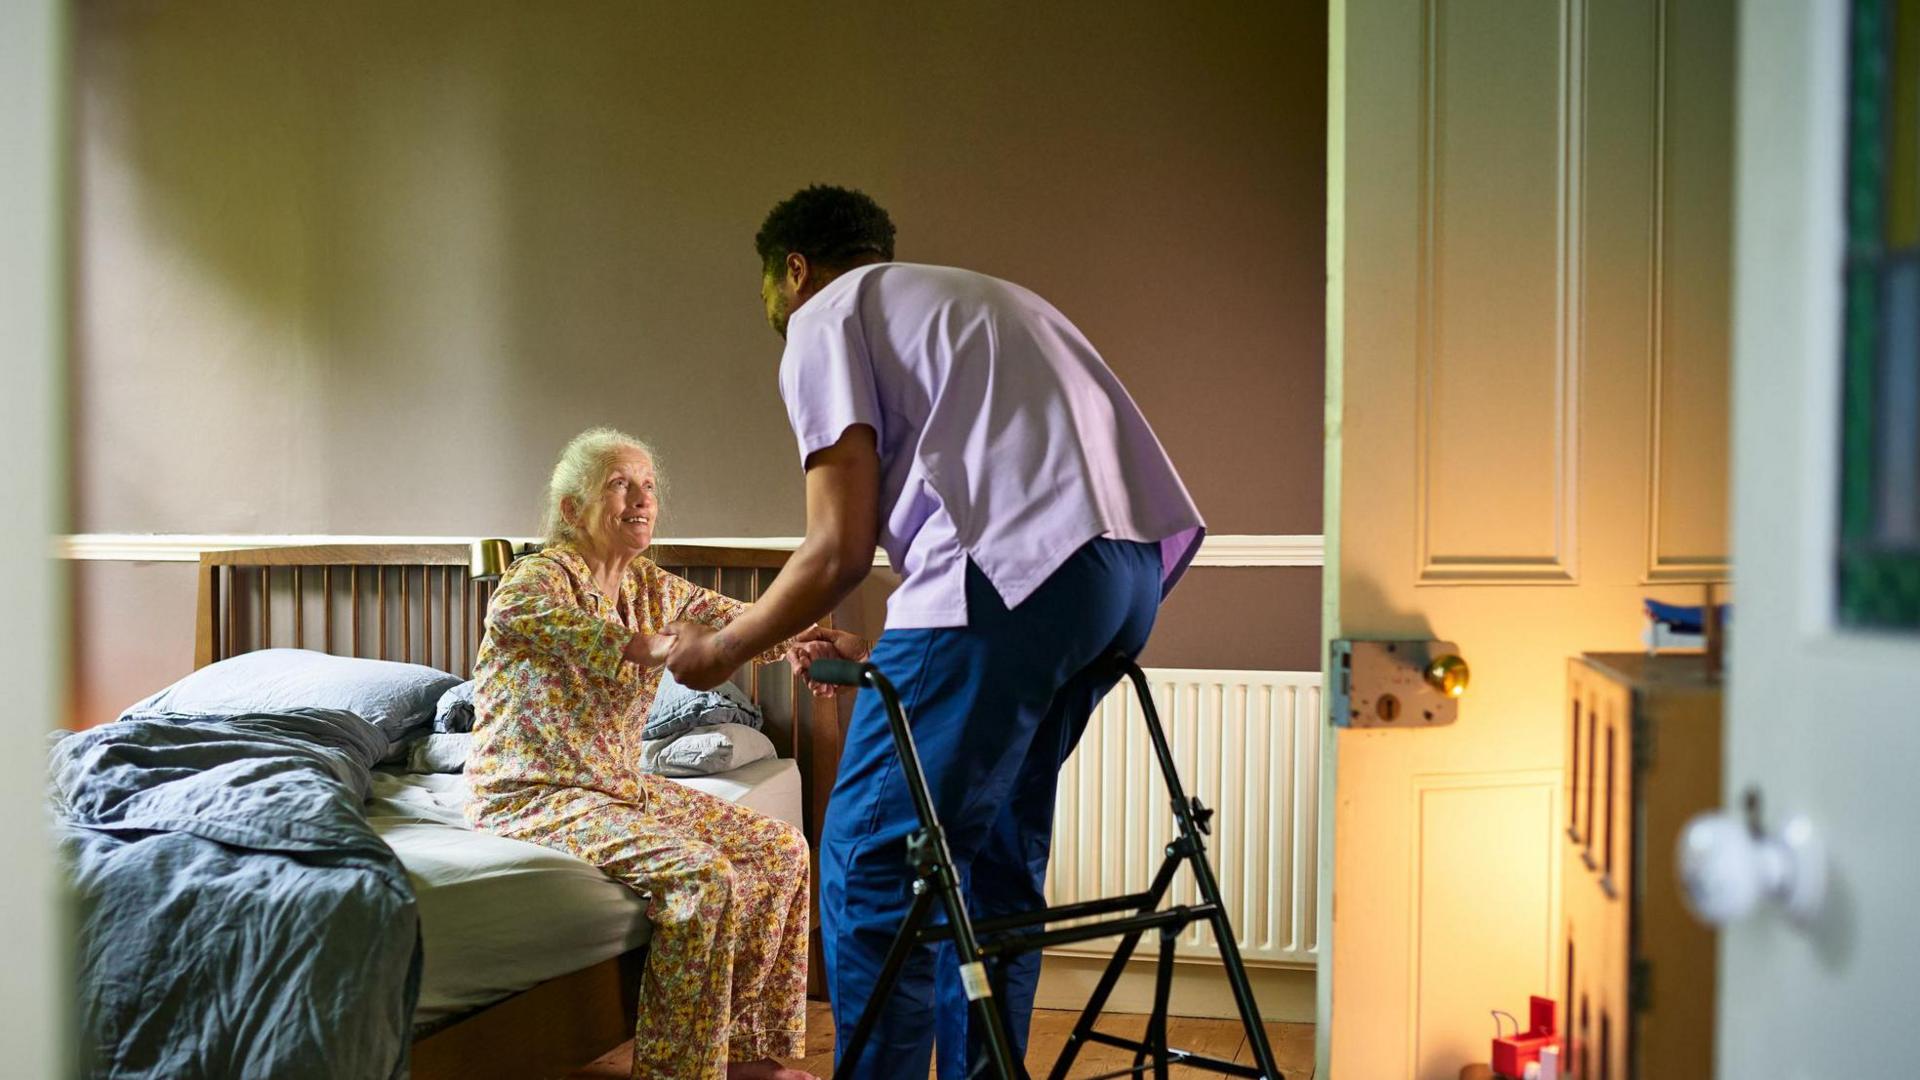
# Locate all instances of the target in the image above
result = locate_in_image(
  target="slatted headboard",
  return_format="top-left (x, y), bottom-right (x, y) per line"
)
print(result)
top-left (192, 541), bottom-right (840, 797)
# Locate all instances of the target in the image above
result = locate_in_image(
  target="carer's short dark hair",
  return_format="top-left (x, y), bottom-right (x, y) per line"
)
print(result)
top-left (755, 185), bottom-right (896, 275)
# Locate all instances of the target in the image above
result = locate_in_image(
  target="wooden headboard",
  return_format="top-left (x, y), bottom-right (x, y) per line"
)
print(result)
top-left (193, 542), bottom-right (850, 842)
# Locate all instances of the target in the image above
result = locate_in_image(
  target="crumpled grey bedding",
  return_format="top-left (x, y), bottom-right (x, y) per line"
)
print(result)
top-left (432, 680), bottom-right (475, 733)
top-left (644, 671), bottom-right (763, 741)
top-left (49, 708), bottom-right (422, 1080)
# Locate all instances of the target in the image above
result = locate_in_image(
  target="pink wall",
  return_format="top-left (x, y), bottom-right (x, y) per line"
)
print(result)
top-left (70, 1), bottom-right (1326, 724)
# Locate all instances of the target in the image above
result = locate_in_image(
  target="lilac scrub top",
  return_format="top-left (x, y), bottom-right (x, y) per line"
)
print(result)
top-left (777, 262), bottom-right (1206, 630)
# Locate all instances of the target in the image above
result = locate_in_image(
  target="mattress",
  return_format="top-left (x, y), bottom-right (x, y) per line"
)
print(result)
top-left (367, 757), bottom-right (804, 1027)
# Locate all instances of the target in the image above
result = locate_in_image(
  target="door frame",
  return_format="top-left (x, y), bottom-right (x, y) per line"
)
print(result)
top-left (0, 1), bottom-right (70, 1076)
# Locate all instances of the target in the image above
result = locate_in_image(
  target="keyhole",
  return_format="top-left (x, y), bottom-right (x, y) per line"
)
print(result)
top-left (1376, 694), bottom-right (1401, 722)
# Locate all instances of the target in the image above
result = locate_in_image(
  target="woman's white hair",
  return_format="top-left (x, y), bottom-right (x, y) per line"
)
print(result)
top-left (543, 427), bottom-right (663, 546)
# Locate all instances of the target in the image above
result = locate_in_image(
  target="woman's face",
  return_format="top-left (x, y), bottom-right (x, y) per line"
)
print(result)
top-left (573, 451), bottom-right (657, 561)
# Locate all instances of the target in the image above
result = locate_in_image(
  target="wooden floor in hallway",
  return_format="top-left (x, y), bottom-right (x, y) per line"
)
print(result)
top-left (565, 999), bottom-right (1314, 1078)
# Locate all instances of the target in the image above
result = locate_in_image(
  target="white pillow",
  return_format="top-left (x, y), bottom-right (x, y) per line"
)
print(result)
top-left (641, 723), bottom-right (777, 777)
top-left (404, 732), bottom-right (472, 774)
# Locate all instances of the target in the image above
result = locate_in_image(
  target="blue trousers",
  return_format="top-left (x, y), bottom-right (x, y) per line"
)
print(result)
top-left (819, 538), bottom-right (1163, 1079)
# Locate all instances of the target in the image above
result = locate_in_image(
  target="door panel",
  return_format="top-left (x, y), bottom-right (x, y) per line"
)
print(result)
top-left (1419, 0), bottom-right (1573, 581)
top-left (1324, 2), bottom-right (1735, 1075)
top-left (1410, 773), bottom-right (1560, 1072)
top-left (1649, 0), bottom-right (1737, 583)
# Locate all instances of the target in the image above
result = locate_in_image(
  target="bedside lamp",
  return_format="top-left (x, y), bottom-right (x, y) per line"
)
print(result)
top-left (469, 538), bottom-right (517, 582)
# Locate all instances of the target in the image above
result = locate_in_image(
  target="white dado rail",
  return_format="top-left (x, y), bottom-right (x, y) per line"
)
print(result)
top-left (57, 534), bottom-right (1325, 568)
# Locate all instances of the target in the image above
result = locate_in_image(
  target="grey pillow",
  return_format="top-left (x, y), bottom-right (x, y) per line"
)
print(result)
top-left (433, 680), bottom-right (476, 733)
top-left (641, 722), bottom-right (777, 777)
top-left (121, 648), bottom-right (462, 751)
top-left (644, 671), bottom-right (763, 741)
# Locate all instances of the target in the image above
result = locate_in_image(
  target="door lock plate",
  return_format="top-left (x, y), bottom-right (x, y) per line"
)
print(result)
top-left (1331, 639), bottom-right (1467, 729)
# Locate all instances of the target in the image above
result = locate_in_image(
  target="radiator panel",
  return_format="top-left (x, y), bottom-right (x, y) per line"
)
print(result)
top-left (1043, 668), bottom-right (1322, 968)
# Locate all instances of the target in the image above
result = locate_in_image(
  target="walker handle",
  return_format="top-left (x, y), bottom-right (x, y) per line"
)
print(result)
top-left (808, 659), bottom-right (869, 687)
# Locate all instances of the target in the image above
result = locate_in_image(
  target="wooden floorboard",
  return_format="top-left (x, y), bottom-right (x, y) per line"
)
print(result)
top-left (565, 1002), bottom-right (1314, 1079)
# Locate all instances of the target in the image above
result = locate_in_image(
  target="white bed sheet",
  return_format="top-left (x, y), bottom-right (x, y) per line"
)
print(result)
top-left (368, 757), bottom-right (804, 1027)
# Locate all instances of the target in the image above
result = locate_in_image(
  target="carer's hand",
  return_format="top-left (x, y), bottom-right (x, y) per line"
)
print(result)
top-left (664, 621), bottom-right (737, 690)
top-left (787, 626), bottom-right (873, 697)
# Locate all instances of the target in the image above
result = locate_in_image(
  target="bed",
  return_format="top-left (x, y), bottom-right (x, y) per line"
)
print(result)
top-left (193, 542), bottom-right (854, 1080)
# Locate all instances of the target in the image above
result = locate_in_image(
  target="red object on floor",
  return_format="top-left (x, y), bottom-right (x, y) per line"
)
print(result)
top-left (1491, 996), bottom-right (1559, 1077)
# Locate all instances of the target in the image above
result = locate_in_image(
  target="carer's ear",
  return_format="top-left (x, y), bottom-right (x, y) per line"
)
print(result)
top-left (785, 252), bottom-right (810, 291)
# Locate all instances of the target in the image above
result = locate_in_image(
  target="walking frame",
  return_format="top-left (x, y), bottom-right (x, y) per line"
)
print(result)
top-left (812, 653), bottom-right (1285, 1080)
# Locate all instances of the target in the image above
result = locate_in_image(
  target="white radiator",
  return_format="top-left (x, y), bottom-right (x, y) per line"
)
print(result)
top-left (1043, 668), bottom-right (1322, 968)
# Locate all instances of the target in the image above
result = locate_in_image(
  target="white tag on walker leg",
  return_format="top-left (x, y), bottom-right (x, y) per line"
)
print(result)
top-left (959, 961), bottom-right (993, 1001)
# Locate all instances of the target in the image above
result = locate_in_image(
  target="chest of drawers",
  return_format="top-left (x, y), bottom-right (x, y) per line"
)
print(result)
top-left (1562, 653), bottom-right (1721, 1079)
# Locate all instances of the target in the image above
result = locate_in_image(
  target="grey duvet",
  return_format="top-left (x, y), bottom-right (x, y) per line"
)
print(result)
top-left (49, 708), bottom-right (421, 1080)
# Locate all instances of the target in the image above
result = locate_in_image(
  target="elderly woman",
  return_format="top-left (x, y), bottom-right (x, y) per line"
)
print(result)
top-left (465, 428), bottom-right (817, 1080)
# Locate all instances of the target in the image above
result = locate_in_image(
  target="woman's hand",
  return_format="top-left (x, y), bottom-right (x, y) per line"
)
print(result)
top-left (788, 640), bottom-right (842, 698)
top-left (787, 626), bottom-right (872, 697)
top-left (624, 630), bottom-right (675, 670)
top-left (793, 625), bottom-right (871, 661)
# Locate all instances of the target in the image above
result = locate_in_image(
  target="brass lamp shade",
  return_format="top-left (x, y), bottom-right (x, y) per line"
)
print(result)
top-left (470, 538), bottom-right (515, 582)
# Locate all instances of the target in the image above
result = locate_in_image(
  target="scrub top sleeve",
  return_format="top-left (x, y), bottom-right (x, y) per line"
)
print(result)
top-left (778, 298), bottom-right (885, 467)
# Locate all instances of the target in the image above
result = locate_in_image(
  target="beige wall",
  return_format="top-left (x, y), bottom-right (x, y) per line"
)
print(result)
top-left (71, 1), bottom-right (1326, 721)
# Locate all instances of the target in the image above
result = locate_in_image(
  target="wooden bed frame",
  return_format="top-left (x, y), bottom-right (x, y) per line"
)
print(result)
top-left (195, 542), bottom-right (858, 1080)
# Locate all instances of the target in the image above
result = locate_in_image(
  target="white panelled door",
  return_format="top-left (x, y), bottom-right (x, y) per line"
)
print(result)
top-left (1324, 1), bottom-right (1734, 1076)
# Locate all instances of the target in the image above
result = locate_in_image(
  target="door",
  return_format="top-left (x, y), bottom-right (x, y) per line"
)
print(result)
top-left (1, 0), bottom-right (67, 1073)
top-left (1717, 2), bottom-right (1920, 1074)
top-left (1323, 2), bottom-right (1735, 1075)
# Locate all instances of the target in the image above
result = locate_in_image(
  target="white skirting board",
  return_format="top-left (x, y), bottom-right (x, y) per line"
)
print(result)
top-left (1035, 954), bottom-right (1316, 1025)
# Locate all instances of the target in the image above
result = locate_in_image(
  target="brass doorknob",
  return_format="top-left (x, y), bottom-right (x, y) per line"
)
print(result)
top-left (1425, 654), bottom-right (1470, 698)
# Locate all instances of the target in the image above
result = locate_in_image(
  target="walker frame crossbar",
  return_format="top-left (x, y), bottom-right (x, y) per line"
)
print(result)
top-left (813, 653), bottom-right (1284, 1080)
